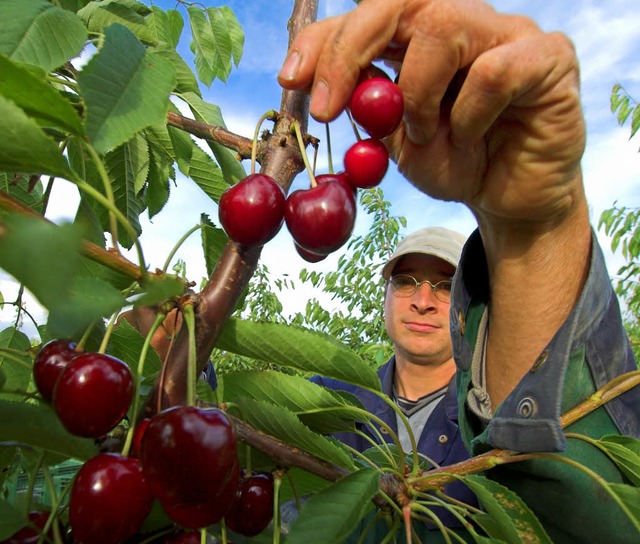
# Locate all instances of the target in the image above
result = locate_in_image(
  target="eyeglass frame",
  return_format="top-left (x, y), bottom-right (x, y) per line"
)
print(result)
top-left (387, 274), bottom-right (453, 302)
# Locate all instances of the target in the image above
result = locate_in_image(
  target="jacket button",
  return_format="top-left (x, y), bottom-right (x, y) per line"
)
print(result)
top-left (438, 434), bottom-right (448, 444)
top-left (458, 311), bottom-right (465, 335)
top-left (517, 397), bottom-right (537, 418)
top-left (530, 350), bottom-right (549, 373)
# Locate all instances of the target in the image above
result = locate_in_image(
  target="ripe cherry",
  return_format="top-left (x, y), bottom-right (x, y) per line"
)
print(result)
top-left (1, 511), bottom-right (52, 544)
top-left (225, 472), bottom-right (275, 537)
top-left (219, 173), bottom-right (286, 247)
top-left (161, 461), bottom-right (240, 529)
top-left (284, 174), bottom-right (357, 255)
top-left (32, 339), bottom-right (80, 402)
top-left (53, 352), bottom-right (134, 438)
top-left (350, 77), bottom-right (404, 139)
top-left (131, 417), bottom-right (151, 457)
top-left (294, 242), bottom-right (327, 263)
top-left (69, 453), bottom-right (153, 544)
top-left (343, 138), bottom-right (389, 189)
top-left (163, 531), bottom-right (201, 544)
top-left (139, 406), bottom-right (239, 526)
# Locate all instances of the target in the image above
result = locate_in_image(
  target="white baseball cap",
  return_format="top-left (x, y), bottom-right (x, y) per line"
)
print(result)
top-left (381, 226), bottom-right (468, 280)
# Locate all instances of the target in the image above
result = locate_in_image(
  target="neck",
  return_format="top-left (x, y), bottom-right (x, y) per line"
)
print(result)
top-left (393, 356), bottom-right (456, 401)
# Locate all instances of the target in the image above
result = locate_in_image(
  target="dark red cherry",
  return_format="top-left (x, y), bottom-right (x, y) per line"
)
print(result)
top-left (294, 242), bottom-right (328, 263)
top-left (0, 511), bottom-right (52, 544)
top-left (163, 531), bottom-right (201, 544)
top-left (139, 405), bottom-right (238, 524)
top-left (219, 173), bottom-right (286, 247)
top-left (350, 77), bottom-right (404, 139)
top-left (131, 417), bottom-right (151, 457)
top-left (343, 138), bottom-right (389, 189)
top-left (33, 339), bottom-right (80, 402)
top-left (69, 453), bottom-right (153, 544)
top-left (53, 352), bottom-right (134, 438)
top-left (284, 174), bottom-right (357, 255)
top-left (225, 472), bottom-right (275, 537)
top-left (161, 461), bottom-right (240, 529)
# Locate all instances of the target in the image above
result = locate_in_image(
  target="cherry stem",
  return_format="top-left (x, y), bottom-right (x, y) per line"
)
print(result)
top-left (292, 121), bottom-right (317, 187)
top-left (98, 311), bottom-right (119, 354)
top-left (325, 122), bottom-right (334, 174)
top-left (251, 110), bottom-right (279, 174)
top-left (182, 302), bottom-right (197, 407)
top-left (162, 222), bottom-right (203, 274)
top-left (272, 471), bottom-right (283, 544)
top-left (345, 108), bottom-right (362, 142)
top-left (121, 311), bottom-right (166, 457)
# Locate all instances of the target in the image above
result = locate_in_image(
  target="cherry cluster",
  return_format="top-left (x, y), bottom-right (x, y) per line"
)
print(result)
top-left (27, 340), bottom-right (275, 543)
top-left (218, 73), bottom-right (403, 263)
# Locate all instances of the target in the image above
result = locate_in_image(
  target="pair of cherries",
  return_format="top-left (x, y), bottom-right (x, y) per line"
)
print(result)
top-left (218, 75), bottom-right (403, 262)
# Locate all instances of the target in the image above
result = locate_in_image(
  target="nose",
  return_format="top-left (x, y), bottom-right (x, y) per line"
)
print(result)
top-left (411, 282), bottom-right (438, 312)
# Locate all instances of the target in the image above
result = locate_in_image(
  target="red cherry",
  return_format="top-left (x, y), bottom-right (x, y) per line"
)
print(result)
top-left (225, 472), bottom-right (275, 537)
top-left (163, 531), bottom-right (201, 544)
top-left (294, 242), bottom-right (328, 263)
top-left (69, 453), bottom-right (153, 544)
top-left (219, 173), bottom-right (286, 246)
top-left (131, 417), bottom-right (151, 457)
top-left (284, 174), bottom-right (357, 255)
top-left (343, 138), bottom-right (389, 189)
top-left (32, 339), bottom-right (80, 402)
top-left (1, 511), bottom-right (52, 544)
top-left (350, 77), bottom-right (404, 139)
top-left (139, 405), bottom-right (238, 526)
top-left (53, 352), bottom-right (134, 438)
top-left (161, 461), bottom-right (240, 529)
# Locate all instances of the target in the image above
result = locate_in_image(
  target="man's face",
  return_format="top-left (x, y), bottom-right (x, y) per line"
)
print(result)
top-left (384, 253), bottom-right (456, 367)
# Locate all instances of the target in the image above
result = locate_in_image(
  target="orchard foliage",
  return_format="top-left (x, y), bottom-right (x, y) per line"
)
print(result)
top-left (0, 1), bottom-right (639, 543)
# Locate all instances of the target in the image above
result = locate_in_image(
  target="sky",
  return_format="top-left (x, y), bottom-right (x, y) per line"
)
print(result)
top-left (2, 0), bottom-right (640, 334)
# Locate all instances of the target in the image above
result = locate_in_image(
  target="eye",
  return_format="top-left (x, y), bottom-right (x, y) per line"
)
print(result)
top-left (393, 275), bottom-right (415, 287)
top-left (436, 281), bottom-right (452, 292)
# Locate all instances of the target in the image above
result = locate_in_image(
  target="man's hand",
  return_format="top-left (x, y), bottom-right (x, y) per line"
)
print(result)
top-left (278, 0), bottom-right (587, 228)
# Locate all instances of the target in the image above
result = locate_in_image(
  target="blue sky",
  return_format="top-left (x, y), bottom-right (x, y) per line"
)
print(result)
top-left (2, 0), bottom-right (640, 330)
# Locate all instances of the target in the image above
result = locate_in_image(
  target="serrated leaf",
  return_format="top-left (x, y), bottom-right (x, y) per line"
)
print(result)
top-left (0, 0), bottom-right (86, 72)
top-left (608, 483), bottom-right (640, 530)
top-left (201, 216), bottom-right (228, 277)
top-left (0, 328), bottom-right (32, 399)
top-left (148, 7), bottom-right (183, 49)
top-left (131, 275), bottom-right (185, 308)
top-left (181, 91), bottom-right (246, 183)
top-left (187, 6), bottom-right (231, 86)
top-left (78, 0), bottom-right (156, 45)
top-left (286, 469), bottom-right (379, 544)
top-left (47, 275), bottom-right (126, 337)
top-left (78, 24), bottom-right (175, 155)
top-left (222, 370), bottom-right (362, 434)
top-left (0, 96), bottom-right (73, 179)
top-left (459, 474), bottom-right (553, 544)
top-left (217, 318), bottom-right (381, 392)
top-left (152, 46), bottom-right (201, 96)
top-left (110, 319), bottom-right (162, 380)
top-left (0, 55), bottom-right (83, 135)
top-left (234, 397), bottom-right (356, 470)
top-left (219, 7), bottom-right (244, 67)
top-left (187, 145), bottom-right (226, 203)
top-left (598, 435), bottom-right (640, 486)
top-left (0, 399), bottom-right (98, 461)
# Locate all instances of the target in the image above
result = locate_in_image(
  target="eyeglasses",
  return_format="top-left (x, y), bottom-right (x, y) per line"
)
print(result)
top-left (388, 274), bottom-right (453, 302)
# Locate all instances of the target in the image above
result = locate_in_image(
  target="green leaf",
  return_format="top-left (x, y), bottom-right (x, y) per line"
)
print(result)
top-left (110, 319), bottom-right (162, 380)
top-left (222, 370), bottom-right (362, 434)
top-left (460, 474), bottom-right (553, 544)
top-left (152, 46), bottom-right (201, 96)
top-left (78, 23), bottom-right (175, 155)
top-left (608, 483), bottom-right (640, 528)
top-left (132, 276), bottom-right (185, 308)
top-left (0, 95), bottom-right (73, 179)
top-left (0, 499), bottom-right (24, 541)
top-left (0, 328), bottom-right (32, 399)
top-left (187, 6), bottom-right (232, 86)
top-left (181, 91), bottom-right (246, 183)
top-left (219, 6), bottom-right (244, 67)
top-left (0, 0), bottom-right (86, 72)
top-left (0, 215), bottom-right (83, 311)
top-left (286, 469), bottom-right (379, 544)
top-left (0, 399), bottom-right (98, 461)
top-left (187, 144), bottom-right (226, 203)
top-left (47, 276), bottom-right (126, 338)
top-left (217, 318), bottom-right (382, 392)
top-left (232, 397), bottom-right (356, 470)
top-left (78, 0), bottom-right (156, 45)
top-left (148, 7), bottom-right (183, 49)
top-left (0, 55), bottom-right (83, 135)
top-left (598, 435), bottom-right (640, 486)
top-left (201, 215), bottom-right (228, 277)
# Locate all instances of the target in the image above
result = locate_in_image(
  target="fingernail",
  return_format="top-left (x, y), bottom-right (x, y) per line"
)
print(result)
top-left (405, 122), bottom-right (427, 145)
top-left (310, 79), bottom-right (330, 119)
top-left (279, 50), bottom-right (301, 81)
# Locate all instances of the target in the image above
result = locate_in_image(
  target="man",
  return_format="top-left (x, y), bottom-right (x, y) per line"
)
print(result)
top-left (311, 226), bottom-right (477, 531)
top-left (278, 0), bottom-right (640, 542)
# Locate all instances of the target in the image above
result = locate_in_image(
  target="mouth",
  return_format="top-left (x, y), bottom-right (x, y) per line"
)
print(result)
top-left (404, 321), bottom-right (438, 333)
